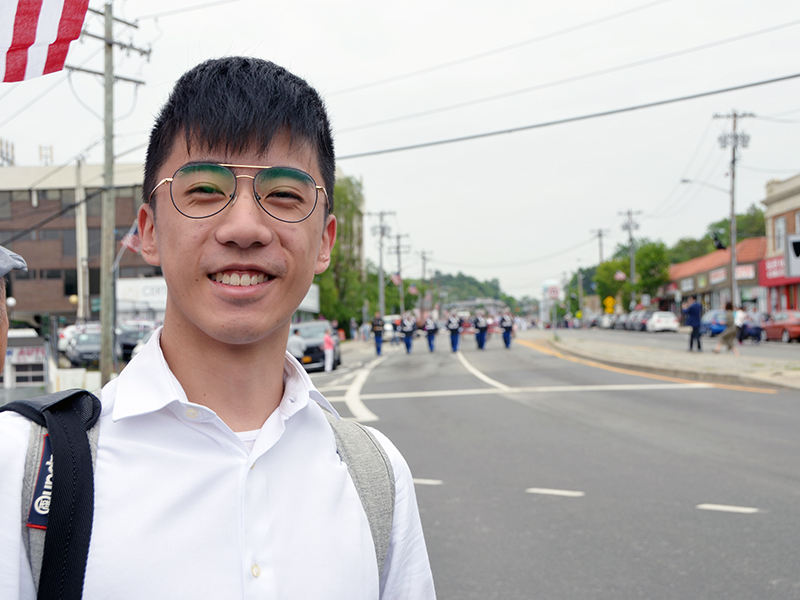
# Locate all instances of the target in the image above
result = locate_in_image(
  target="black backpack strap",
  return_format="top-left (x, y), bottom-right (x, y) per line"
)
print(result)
top-left (1, 389), bottom-right (101, 600)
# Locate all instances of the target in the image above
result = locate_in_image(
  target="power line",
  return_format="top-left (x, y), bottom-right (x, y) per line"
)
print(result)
top-left (433, 236), bottom-right (596, 269)
top-left (136, 0), bottom-right (247, 20)
top-left (338, 70), bottom-right (800, 160)
top-left (337, 18), bottom-right (800, 134)
top-left (327, 0), bottom-right (671, 97)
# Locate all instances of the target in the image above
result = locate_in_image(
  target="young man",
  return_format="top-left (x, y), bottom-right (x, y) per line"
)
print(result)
top-left (681, 294), bottom-right (703, 352)
top-left (286, 327), bottom-right (307, 361)
top-left (0, 57), bottom-right (435, 599)
top-left (0, 245), bottom-right (28, 369)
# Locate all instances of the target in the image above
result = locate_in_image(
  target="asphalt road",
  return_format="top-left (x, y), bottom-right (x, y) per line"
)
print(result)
top-left (311, 336), bottom-right (800, 600)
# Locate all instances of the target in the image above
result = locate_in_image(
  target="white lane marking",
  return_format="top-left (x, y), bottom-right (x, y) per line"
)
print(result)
top-left (526, 488), bottom-right (585, 497)
top-left (456, 352), bottom-right (512, 391)
top-left (696, 504), bottom-right (760, 514)
top-left (354, 382), bottom-right (712, 401)
top-left (413, 478), bottom-right (444, 486)
top-left (341, 355), bottom-right (388, 422)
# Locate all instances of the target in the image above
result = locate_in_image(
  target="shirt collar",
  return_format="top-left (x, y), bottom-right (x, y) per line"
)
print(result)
top-left (110, 327), bottom-right (339, 422)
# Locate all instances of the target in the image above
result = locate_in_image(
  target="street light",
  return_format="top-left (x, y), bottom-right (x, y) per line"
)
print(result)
top-left (680, 178), bottom-right (729, 195)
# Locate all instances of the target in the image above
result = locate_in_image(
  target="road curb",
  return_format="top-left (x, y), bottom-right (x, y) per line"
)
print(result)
top-left (546, 339), bottom-right (795, 391)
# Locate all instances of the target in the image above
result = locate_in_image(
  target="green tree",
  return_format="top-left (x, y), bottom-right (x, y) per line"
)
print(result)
top-left (314, 175), bottom-right (366, 333)
top-left (705, 203), bottom-right (765, 247)
top-left (668, 236), bottom-right (715, 264)
top-left (635, 240), bottom-right (670, 296)
top-left (593, 258), bottom-right (629, 304)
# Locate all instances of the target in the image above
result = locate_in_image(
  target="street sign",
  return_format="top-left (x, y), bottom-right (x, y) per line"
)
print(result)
top-left (91, 297), bottom-right (101, 313)
top-left (603, 296), bottom-right (615, 314)
top-left (547, 286), bottom-right (560, 300)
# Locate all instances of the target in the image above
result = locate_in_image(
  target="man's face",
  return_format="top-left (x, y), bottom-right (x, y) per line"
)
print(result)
top-left (138, 131), bottom-right (337, 347)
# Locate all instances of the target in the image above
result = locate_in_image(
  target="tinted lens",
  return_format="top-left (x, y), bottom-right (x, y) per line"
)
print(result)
top-left (254, 167), bottom-right (318, 223)
top-left (171, 164), bottom-right (235, 218)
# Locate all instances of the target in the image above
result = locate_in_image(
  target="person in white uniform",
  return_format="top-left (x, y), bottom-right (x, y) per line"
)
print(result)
top-left (0, 57), bottom-right (435, 600)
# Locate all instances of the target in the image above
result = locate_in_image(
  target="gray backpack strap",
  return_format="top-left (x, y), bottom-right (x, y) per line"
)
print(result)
top-left (324, 411), bottom-right (395, 580)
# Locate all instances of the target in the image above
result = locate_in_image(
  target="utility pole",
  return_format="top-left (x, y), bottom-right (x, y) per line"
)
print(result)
top-left (75, 158), bottom-right (90, 323)
top-left (591, 228), bottom-right (610, 264)
top-left (619, 210), bottom-right (642, 310)
top-left (391, 233), bottom-right (410, 314)
top-left (577, 267), bottom-right (584, 322)
top-left (367, 211), bottom-right (395, 317)
top-left (420, 250), bottom-right (432, 312)
top-left (714, 109), bottom-right (753, 308)
top-left (68, 4), bottom-right (149, 384)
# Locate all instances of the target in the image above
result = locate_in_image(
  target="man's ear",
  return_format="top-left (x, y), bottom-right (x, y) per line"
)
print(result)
top-left (315, 214), bottom-right (337, 274)
top-left (138, 204), bottom-right (161, 266)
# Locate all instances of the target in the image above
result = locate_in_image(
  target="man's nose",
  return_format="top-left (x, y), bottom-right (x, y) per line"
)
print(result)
top-left (216, 178), bottom-right (273, 247)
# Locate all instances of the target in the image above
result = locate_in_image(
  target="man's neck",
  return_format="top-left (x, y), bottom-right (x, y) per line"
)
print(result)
top-left (159, 321), bottom-right (287, 432)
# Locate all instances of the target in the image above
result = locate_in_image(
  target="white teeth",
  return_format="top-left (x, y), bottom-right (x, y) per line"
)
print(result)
top-left (213, 272), bottom-right (266, 286)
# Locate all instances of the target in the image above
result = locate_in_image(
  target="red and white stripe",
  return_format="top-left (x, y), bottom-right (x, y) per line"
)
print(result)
top-left (1, 0), bottom-right (89, 82)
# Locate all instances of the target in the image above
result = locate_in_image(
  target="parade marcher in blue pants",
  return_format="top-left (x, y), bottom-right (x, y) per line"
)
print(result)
top-left (445, 312), bottom-right (462, 352)
top-left (400, 313), bottom-right (416, 354)
top-left (422, 316), bottom-right (437, 352)
top-left (498, 310), bottom-right (514, 349)
top-left (473, 311), bottom-right (488, 350)
top-left (371, 312), bottom-right (384, 356)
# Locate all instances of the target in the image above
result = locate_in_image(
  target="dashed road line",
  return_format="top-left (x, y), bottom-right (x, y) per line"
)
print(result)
top-left (526, 488), bottom-right (585, 497)
top-left (696, 503), bottom-right (760, 514)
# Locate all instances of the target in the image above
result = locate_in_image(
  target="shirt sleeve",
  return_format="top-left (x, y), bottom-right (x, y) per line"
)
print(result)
top-left (366, 427), bottom-right (436, 600)
top-left (0, 412), bottom-right (37, 600)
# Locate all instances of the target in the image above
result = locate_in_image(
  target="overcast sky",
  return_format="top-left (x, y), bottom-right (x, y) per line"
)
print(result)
top-left (2, 0), bottom-right (800, 299)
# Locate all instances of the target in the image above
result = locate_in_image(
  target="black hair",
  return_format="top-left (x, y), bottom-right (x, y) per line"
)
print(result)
top-left (143, 56), bottom-right (335, 214)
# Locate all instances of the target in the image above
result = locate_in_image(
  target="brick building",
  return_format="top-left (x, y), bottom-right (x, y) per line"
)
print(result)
top-left (760, 173), bottom-right (800, 311)
top-left (0, 162), bottom-right (159, 325)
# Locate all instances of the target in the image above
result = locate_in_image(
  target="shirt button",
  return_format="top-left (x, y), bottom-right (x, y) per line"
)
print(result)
top-left (289, 397), bottom-right (296, 403)
top-left (185, 408), bottom-right (198, 419)
top-left (251, 564), bottom-right (261, 578)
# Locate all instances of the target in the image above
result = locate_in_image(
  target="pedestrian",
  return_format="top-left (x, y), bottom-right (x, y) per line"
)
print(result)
top-left (473, 310), bottom-right (489, 350)
top-left (323, 328), bottom-right (335, 372)
top-left (713, 301), bottom-right (740, 356)
top-left (681, 294), bottom-right (703, 352)
top-left (286, 328), bottom-right (307, 362)
top-left (349, 317), bottom-right (358, 341)
top-left (445, 311), bottom-right (463, 352)
top-left (498, 309), bottom-right (514, 349)
top-left (400, 312), bottom-right (416, 354)
top-left (0, 57), bottom-right (435, 598)
top-left (371, 311), bottom-right (384, 355)
top-left (0, 245), bottom-right (28, 369)
top-left (422, 315), bottom-right (437, 352)
top-left (734, 306), bottom-right (746, 344)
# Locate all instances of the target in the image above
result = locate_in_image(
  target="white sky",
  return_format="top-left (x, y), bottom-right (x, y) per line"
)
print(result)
top-left (2, 0), bottom-right (800, 299)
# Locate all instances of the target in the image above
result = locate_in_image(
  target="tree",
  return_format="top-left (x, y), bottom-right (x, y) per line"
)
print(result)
top-left (668, 236), bottom-right (715, 264)
top-left (635, 240), bottom-right (670, 296)
top-left (593, 258), bottom-right (629, 303)
top-left (314, 175), bottom-right (366, 332)
top-left (705, 203), bottom-right (765, 247)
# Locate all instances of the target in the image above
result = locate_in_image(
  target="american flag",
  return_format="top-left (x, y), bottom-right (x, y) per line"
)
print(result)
top-left (1, 0), bottom-right (90, 82)
top-left (120, 223), bottom-right (141, 254)
top-left (390, 272), bottom-right (402, 286)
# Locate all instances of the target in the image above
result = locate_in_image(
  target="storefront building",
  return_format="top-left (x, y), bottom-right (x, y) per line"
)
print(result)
top-left (760, 174), bottom-right (800, 311)
top-left (668, 237), bottom-right (767, 311)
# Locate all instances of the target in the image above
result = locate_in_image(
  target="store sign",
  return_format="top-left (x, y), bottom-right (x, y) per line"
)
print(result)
top-left (709, 268), bottom-right (727, 285)
top-left (735, 264), bottom-right (755, 281)
top-left (697, 274), bottom-right (708, 289)
top-left (680, 278), bottom-right (694, 292)
top-left (8, 346), bottom-right (46, 364)
top-left (763, 256), bottom-right (785, 280)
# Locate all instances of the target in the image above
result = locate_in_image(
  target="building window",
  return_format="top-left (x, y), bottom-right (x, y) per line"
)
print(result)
top-left (44, 189), bottom-right (61, 201)
top-left (89, 268), bottom-right (100, 295)
top-left (12, 190), bottom-right (29, 202)
top-left (88, 228), bottom-right (101, 256)
top-left (795, 211), bottom-right (800, 235)
top-left (40, 269), bottom-right (62, 280)
top-left (86, 188), bottom-right (102, 216)
top-left (40, 229), bottom-right (62, 241)
top-left (115, 186), bottom-right (134, 199)
top-left (13, 269), bottom-right (35, 280)
top-left (64, 269), bottom-right (77, 296)
top-left (0, 191), bottom-right (11, 219)
top-left (60, 188), bottom-right (75, 207)
top-left (63, 229), bottom-right (76, 256)
top-left (775, 216), bottom-right (786, 252)
top-left (15, 363), bottom-right (45, 385)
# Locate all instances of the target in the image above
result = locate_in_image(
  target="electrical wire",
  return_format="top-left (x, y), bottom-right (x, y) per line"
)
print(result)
top-left (338, 70), bottom-right (800, 160)
top-left (337, 17), bottom-right (800, 134)
top-left (327, 0), bottom-right (672, 97)
top-left (135, 0), bottom-right (246, 20)
top-left (740, 165), bottom-right (800, 174)
top-left (432, 236), bottom-right (596, 269)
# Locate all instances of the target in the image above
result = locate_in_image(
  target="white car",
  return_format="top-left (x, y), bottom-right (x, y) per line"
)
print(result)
top-left (57, 324), bottom-right (78, 352)
top-left (646, 311), bottom-right (679, 332)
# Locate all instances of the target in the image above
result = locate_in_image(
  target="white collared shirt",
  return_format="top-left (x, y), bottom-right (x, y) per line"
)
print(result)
top-left (0, 329), bottom-right (436, 599)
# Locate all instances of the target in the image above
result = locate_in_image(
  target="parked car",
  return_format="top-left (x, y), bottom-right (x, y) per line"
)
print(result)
top-left (646, 311), bottom-right (679, 332)
top-left (57, 324), bottom-right (78, 353)
top-left (66, 330), bottom-right (121, 367)
top-left (699, 309), bottom-right (728, 336)
top-left (130, 328), bottom-right (156, 360)
top-left (761, 311), bottom-right (800, 343)
top-left (613, 313), bottom-right (630, 330)
top-left (292, 320), bottom-right (341, 371)
top-left (632, 310), bottom-right (654, 331)
top-left (625, 310), bottom-right (641, 330)
top-left (117, 321), bottom-right (156, 361)
top-left (599, 313), bottom-right (616, 329)
top-left (740, 313), bottom-right (764, 342)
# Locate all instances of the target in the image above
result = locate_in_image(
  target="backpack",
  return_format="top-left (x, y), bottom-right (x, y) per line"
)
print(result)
top-left (1, 389), bottom-right (395, 600)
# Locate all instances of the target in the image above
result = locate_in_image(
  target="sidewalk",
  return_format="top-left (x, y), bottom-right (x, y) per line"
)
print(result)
top-left (516, 329), bottom-right (800, 391)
